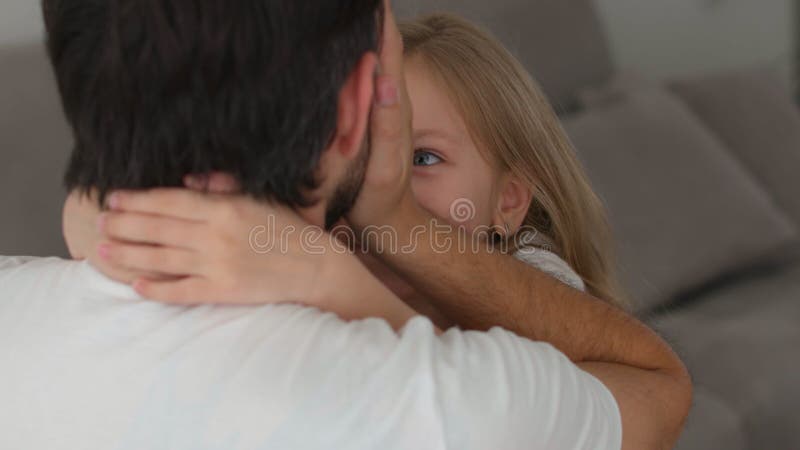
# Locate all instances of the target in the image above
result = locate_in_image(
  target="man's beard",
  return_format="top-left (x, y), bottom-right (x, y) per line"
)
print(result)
top-left (325, 137), bottom-right (370, 230)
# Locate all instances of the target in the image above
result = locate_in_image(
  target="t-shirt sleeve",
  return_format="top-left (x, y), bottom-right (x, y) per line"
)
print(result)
top-left (313, 315), bottom-right (622, 450)
top-left (419, 320), bottom-right (622, 450)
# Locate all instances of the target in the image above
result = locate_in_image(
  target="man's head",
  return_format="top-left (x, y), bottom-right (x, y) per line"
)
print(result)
top-left (44, 0), bottom-right (382, 228)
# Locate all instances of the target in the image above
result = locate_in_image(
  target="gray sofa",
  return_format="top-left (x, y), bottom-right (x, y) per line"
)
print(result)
top-left (1, 1), bottom-right (799, 449)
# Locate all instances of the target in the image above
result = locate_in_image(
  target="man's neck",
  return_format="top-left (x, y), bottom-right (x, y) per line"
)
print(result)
top-left (296, 202), bottom-right (328, 230)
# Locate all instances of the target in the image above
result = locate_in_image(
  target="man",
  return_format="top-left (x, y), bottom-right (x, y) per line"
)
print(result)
top-left (0, 1), bottom-right (689, 449)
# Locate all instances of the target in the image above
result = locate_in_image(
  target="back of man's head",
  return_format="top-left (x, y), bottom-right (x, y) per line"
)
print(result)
top-left (43, 0), bottom-right (382, 207)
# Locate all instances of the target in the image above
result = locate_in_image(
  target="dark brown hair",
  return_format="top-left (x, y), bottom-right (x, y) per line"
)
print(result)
top-left (44, 0), bottom-right (383, 207)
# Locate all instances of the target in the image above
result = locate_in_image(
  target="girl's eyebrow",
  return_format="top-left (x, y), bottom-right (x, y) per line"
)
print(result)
top-left (413, 128), bottom-right (460, 144)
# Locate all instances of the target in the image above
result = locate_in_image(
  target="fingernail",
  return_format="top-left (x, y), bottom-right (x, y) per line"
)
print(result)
top-left (377, 77), bottom-right (398, 107)
top-left (96, 213), bottom-right (106, 232)
top-left (132, 279), bottom-right (146, 293)
top-left (108, 193), bottom-right (120, 210)
top-left (98, 243), bottom-right (111, 260)
top-left (184, 174), bottom-right (204, 187)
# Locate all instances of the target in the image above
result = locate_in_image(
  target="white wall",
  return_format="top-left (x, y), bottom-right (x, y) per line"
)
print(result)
top-left (0, 0), bottom-right (46, 46)
top-left (593, 0), bottom-right (795, 82)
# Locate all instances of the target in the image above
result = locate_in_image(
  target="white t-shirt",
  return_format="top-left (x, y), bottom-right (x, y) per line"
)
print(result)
top-left (0, 256), bottom-right (621, 450)
top-left (514, 247), bottom-right (586, 292)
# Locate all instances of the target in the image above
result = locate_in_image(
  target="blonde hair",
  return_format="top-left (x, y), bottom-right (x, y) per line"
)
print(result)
top-left (400, 14), bottom-right (628, 308)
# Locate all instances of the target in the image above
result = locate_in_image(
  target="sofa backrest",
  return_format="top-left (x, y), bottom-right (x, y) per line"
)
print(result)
top-left (563, 86), bottom-right (799, 313)
top-left (0, 42), bottom-right (71, 257)
top-left (670, 67), bottom-right (800, 230)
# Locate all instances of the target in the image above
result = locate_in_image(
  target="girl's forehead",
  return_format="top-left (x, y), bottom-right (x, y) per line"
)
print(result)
top-left (405, 61), bottom-right (471, 144)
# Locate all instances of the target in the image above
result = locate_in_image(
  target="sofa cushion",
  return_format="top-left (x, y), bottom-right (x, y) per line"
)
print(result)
top-left (651, 263), bottom-right (800, 449)
top-left (670, 67), bottom-right (800, 228)
top-left (674, 387), bottom-right (746, 450)
top-left (562, 88), bottom-right (798, 312)
top-left (0, 43), bottom-right (71, 257)
top-left (393, 0), bottom-right (614, 112)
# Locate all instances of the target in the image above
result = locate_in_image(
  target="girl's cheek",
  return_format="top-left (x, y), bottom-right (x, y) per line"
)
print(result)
top-left (456, 191), bottom-right (497, 233)
top-left (411, 175), bottom-right (459, 223)
top-left (412, 167), bottom-right (495, 230)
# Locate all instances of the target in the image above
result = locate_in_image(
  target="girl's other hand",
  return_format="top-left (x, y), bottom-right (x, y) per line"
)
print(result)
top-left (95, 173), bottom-right (424, 330)
top-left (62, 174), bottom-right (243, 285)
top-left (97, 183), bottom-right (331, 306)
top-left (63, 190), bottom-right (101, 261)
top-left (63, 189), bottom-right (154, 283)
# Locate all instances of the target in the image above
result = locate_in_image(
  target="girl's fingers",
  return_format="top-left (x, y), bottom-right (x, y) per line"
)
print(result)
top-left (132, 277), bottom-right (212, 305)
top-left (379, 0), bottom-right (404, 76)
top-left (99, 211), bottom-right (203, 250)
top-left (108, 188), bottom-right (213, 221)
top-left (183, 174), bottom-right (210, 191)
top-left (98, 241), bottom-right (204, 278)
top-left (205, 173), bottom-right (240, 193)
top-left (183, 173), bottom-right (240, 194)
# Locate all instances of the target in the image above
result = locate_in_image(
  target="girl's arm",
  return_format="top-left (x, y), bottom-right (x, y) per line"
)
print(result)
top-left (62, 189), bottom-right (426, 333)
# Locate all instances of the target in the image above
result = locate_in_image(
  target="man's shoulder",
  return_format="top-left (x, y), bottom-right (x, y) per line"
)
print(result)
top-left (0, 256), bottom-right (83, 292)
top-left (0, 255), bottom-right (74, 274)
top-left (0, 255), bottom-right (41, 271)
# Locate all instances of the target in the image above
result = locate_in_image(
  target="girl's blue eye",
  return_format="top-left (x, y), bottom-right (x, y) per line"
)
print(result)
top-left (413, 150), bottom-right (443, 167)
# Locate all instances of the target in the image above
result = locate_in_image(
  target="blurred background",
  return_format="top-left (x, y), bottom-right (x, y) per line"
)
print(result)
top-left (1, 1), bottom-right (799, 449)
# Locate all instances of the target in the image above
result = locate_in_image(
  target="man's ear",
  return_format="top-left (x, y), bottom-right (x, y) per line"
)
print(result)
top-left (332, 52), bottom-right (378, 159)
top-left (493, 175), bottom-right (534, 236)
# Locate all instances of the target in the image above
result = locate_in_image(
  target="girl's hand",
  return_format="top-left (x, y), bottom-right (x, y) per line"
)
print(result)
top-left (63, 190), bottom-right (152, 283)
top-left (95, 182), bottom-right (423, 330)
top-left (348, 0), bottom-right (421, 234)
top-left (97, 187), bottom-right (330, 305)
top-left (63, 190), bottom-right (101, 261)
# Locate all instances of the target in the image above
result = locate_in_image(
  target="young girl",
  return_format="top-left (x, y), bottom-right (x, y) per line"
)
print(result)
top-left (65, 13), bottom-right (626, 325)
top-left (377, 13), bottom-right (625, 313)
